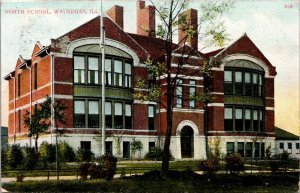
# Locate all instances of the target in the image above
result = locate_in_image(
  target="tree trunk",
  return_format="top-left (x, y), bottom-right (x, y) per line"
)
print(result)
top-left (35, 139), bottom-right (38, 153)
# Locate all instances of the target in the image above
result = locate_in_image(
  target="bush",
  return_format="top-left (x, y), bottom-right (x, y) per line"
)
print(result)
top-left (99, 154), bottom-right (118, 181)
top-left (225, 153), bottom-right (245, 174)
top-left (79, 163), bottom-right (91, 180)
top-left (76, 149), bottom-right (94, 162)
top-left (198, 157), bottom-right (220, 175)
top-left (23, 147), bottom-right (39, 170)
top-left (7, 145), bottom-right (24, 169)
top-left (58, 142), bottom-right (76, 162)
top-left (1, 148), bottom-right (8, 170)
top-left (89, 164), bottom-right (105, 179)
top-left (144, 147), bottom-right (174, 161)
top-left (16, 174), bottom-right (25, 182)
top-left (39, 141), bottom-right (56, 165)
top-left (269, 160), bottom-right (280, 173)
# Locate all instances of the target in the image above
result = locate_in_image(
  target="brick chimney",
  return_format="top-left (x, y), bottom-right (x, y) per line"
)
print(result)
top-left (178, 9), bottom-right (198, 50)
top-left (137, 0), bottom-right (155, 37)
top-left (107, 5), bottom-right (124, 29)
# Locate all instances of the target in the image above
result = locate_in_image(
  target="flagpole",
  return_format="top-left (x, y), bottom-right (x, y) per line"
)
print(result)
top-left (100, 0), bottom-right (106, 155)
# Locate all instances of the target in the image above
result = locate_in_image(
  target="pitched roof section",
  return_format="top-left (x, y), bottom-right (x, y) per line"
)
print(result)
top-left (275, 127), bottom-right (299, 140)
top-left (51, 16), bottom-right (148, 62)
top-left (211, 33), bottom-right (276, 76)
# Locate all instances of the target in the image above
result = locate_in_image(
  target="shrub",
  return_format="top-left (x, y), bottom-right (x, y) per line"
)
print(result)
top-left (89, 164), bottom-right (105, 179)
top-left (79, 163), bottom-right (91, 180)
top-left (39, 141), bottom-right (55, 165)
top-left (58, 142), bottom-right (76, 162)
top-left (198, 157), bottom-right (220, 175)
top-left (269, 160), bottom-right (280, 173)
top-left (23, 146), bottom-right (39, 170)
top-left (225, 153), bottom-right (245, 174)
top-left (16, 174), bottom-right (25, 182)
top-left (1, 148), bottom-right (8, 170)
top-left (99, 154), bottom-right (118, 181)
top-left (76, 149), bottom-right (94, 162)
top-left (7, 145), bottom-right (24, 169)
top-left (280, 151), bottom-right (289, 160)
top-left (144, 147), bottom-right (174, 161)
top-left (130, 140), bottom-right (143, 159)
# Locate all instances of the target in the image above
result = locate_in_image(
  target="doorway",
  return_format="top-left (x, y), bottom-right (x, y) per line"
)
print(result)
top-left (180, 126), bottom-right (194, 158)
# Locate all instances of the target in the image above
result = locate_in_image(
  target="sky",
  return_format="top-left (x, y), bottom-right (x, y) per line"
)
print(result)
top-left (1, 0), bottom-right (299, 135)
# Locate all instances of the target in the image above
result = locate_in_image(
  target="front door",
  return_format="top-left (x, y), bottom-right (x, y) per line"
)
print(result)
top-left (123, 142), bottom-right (130, 159)
top-left (180, 126), bottom-right (194, 158)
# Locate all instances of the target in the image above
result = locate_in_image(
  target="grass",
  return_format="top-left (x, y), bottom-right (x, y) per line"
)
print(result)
top-left (2, 172), bottom-right (298, 193)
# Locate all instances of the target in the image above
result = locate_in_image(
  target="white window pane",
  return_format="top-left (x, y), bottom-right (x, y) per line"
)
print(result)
top-left (253, 110), bottom-right (258, 120)
top-left (74, 56), bottom-right (85, 69)
top-left (125, 104), bottom-right (131, 116)
top-left (245, 109), bottom-right (251, 119)
top-left (176, 87), bottom-right (182, 95)
top-left (95, 73), bottom-right (98, 84)
top-left (88, 57), bottom-right (98, 70)
top-left (190, 87), bottom-right (196, 95)
top-left (259, 74), bottom-right (262, 85)
top-left (114, 60), bottom-right (122, 73)
top-left (75, 101), bottom-right (85, 114)
top-left (190, 100), bottom-right (195, 107)
top-left (115, 102), bottom-right (122, 115)
top-left (125, 63), bottom-right (131, 75)
top-left (105, 59), bottom-right (112, 72)
top-left (259, 110), bottom-right (263, 120)
top-left (105, 102), bottom-right (111, 115)
top-left (225, 108), bottom-right (232, 119)
top-left (235, 71), bottom-right (242, 82)
top-left (224, 71), bottom-right (232, 82)
top-left (74, 71), bottom-right (78, 83)
top-left (177, 79), bottom-right (182, 85)
top-left (245, 72), bottom-right (251, 83)
top-left (253, 73), bottom-right (258, 84)
top-left (190, 80), bottom-right (196, 85)
top-left (89, 101), bottom-right (99, 114)
top-left (81, 71), bottom-right (85, 82)
top-left (235, 109), bottom-right (243, 119)
top-left (149, 106), bottom-right (154, 117)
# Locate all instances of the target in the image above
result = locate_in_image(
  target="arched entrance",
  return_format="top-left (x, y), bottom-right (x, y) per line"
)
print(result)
top-left (180, 126), bottom-right (194, 158)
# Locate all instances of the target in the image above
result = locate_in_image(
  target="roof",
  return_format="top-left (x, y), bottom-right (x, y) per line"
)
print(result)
top-left (275, 127), bottom-right (299, 140)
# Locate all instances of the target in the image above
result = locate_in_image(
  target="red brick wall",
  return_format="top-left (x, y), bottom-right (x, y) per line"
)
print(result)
top-left (55, 99), bottom-right (73, 128)
top-left (265, 110), bottom-right (274, 133)
top-left (37, 56), bottom-right (51, 87)
top-left (207, 106), bottom-right (224, 132)
top-left (106, 5), bottom-right (124, 29)
top-left (264, 78), bottom-right (274, 98)
top-left (54, 57), bottom-right (73, 82)
top-left (133, 103), bottom-right (148, 130)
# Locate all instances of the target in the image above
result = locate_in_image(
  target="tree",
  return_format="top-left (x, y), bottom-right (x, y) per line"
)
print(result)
top-left (134, 0), bottom-right (233, 177)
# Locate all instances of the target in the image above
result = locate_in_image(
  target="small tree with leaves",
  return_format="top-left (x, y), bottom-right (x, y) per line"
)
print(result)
top-left (134, 0), bottom-right (233, 177)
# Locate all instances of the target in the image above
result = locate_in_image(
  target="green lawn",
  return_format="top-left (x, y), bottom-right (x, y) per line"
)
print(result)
top-left (2, 172), bottom-right (298, 193)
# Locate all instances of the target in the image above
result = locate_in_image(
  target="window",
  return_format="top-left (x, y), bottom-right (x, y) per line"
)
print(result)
top-left (261, 143), bottom-right (265, 158)
top-left (288, 143), bottom-right (292, 153)
top-left (234, 71), bottom-right (243, 95)
top-left (105, 59), bottom-right (112, 85)
top-left (74, 56), bottom-right (85, 83)
top-left (125, 104), bottom-right (132, 129)
top-left (238, 142), bottom-right (244, 156)
top-left (105, 101), bottom-right (112, 128)
top-left (279, 142), bottom-right (284, 149)
top-left (125, 62), bottom-right (132, 88)
top-left (88, 101), bottom-right (99, 128)
top-left (226, 142), bottom-right (234, 155)
top-left (245, 142), bottom-right (253, 157)
top-left (18, 110), bottom-right (21, 133)
top-left (74, 100), bottom-right (85, 128)
top-left (224, 69), bottom-right (264, 97)
top-left (176, 79), bottom-right (183, 108)
top-left (149, 142), bottom-right (155, 152)
top-left (189, 80), bottom-right (196, 108)
top-left (148, 105), bottom-right (155, 130)
top-left (34, 63), bottom-right (38, 89)
top-left (235, 108), bottom-right (243, 131)
top-left (296, 143), bottom-right (299, 149)
top-left (123, 141), bottom-right (130, 158)
top-left (224, 107), bottom-right (233, 131)
top-left (224, 70), bottom-right (233, 94)
top-left (80, 141), bottom-right (91, 151)
top-left (114, 102), bottom-right (123, 129)
top-left (254, 142), bottom-right (260, 158)
top-left (18, 74), bottom-right (21, 97)
top-left (114, 60), bottom-right (123, 86)
top-left (88, 57), bottom-right (99, 84)
top-left (224, 106), bottom-right (264, 132)
top-left (105, 141), bottom-right (113, 155)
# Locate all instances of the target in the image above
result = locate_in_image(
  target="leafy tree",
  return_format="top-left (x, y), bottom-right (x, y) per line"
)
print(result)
top-left (134, 0), bottom-right (233, 177)
top-left (130, 140), bottom-right (143, 159)
top-left (23, 146), bottom-right (39, 170)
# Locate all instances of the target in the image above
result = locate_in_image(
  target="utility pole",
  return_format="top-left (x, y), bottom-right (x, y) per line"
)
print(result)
top-left (100, 0), bottom-right (106, 155)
